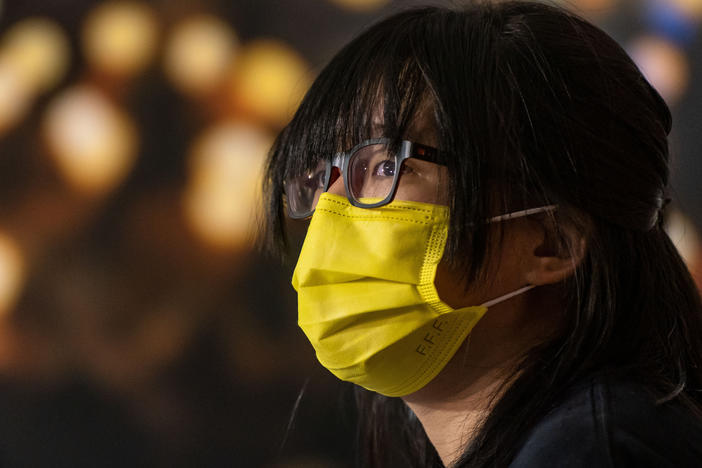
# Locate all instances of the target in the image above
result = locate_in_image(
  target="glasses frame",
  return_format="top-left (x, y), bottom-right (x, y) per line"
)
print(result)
top-left (285, 138), bottom-right (440, 219)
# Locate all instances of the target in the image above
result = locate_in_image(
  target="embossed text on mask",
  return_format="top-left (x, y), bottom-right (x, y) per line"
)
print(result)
top-left (415, 318), bottom-right (446, 356)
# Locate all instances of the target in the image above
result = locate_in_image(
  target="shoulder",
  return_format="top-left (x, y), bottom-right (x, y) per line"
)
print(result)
top-left (509, 374), bottom-right (702, 468)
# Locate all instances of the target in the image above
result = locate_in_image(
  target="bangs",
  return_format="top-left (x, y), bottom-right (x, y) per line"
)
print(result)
top-left (263, 8), bottom-right (448, 252)
top-left (280, 31), bottom-right (430, 172)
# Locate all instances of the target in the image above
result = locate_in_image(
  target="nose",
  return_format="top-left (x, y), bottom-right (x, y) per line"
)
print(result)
top-left (327, 166), bottom-right (345, 196)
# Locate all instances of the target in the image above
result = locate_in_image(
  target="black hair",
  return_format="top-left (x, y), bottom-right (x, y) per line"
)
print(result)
top-left (261, 2), bottom-right (702, 467)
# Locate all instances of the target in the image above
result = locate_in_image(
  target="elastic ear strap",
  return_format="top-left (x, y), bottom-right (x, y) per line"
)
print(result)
top-left (480, 284), bottom-right (536, 308)
top-left (488, 205), bottom-right (558, 223)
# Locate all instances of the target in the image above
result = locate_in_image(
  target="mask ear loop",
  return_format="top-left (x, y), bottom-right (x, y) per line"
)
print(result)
top-left (487, 204), bottom-right (558, 223)
top-left (480, 285), bottom-right (536, 308)
top-left (479, 204), bottom-right (559, 308)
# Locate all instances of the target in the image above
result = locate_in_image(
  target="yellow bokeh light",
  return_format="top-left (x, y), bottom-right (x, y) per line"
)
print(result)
top-left (42, 84), bottom-right (138, 196)
top-left (669, 0), bottom-right (702, 19)
top-left (0, 232), bottom-right (24, 319)
top-left (164, 14), bottom-right (238, 98)
top-left (184, 121), bottom-right (273, 250)
top-left (1, 18), bottom-right (70, 93)
top-left (83, 1), bottom-right (159, 78)
top-left (666, 210), bottom-right (701, 270)
top-left (228, 39), bottom-right (311, 127)
top-left (628, 35), bottom-right (690, 106)
top-left (328, 0), bottom-right (390, 12)
top-left (0, 57), bottom-right (33, 134)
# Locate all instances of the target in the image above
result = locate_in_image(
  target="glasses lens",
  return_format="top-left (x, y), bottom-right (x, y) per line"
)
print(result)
top-left (284, 159), bottom-right (329, 217)
top-left (349, 143), bottom-right (398, 205)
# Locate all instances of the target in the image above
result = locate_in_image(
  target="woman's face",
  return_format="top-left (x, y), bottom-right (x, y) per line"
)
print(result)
top-left (325, 114), bottom-right (459, 309)
top-left (325, 105), bottom-right (545, 311)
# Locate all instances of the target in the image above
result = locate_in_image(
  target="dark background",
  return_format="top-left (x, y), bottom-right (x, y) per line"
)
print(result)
top-left (0, 1), bottom-right (698, 467)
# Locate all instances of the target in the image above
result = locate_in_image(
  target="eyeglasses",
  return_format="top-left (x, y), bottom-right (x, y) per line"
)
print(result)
top-left (283, 138), bottom-right (440, 219)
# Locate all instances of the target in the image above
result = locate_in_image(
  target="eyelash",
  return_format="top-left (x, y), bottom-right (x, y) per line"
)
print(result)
top-left (372, 160), bottom-right (415, 177)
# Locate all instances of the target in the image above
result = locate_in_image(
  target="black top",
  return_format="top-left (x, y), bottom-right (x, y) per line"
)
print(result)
top-left (510, 374), bottom-right (702, 467)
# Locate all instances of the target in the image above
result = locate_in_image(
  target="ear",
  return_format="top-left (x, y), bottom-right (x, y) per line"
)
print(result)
top-left (523, 219), bottom-right (588, 286)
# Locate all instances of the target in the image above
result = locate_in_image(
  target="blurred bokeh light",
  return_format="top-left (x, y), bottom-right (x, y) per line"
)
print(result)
top-left (42, 84), bottom-right (138, 196)
top-left (0, 17), bottom-right (69, 135)
top-left (0, 232), bottom-right (23, 318)
top-left (1, 18), bottom-right (69, 92)
top-left (667, 210), bottom-right (702, 288)
top-left (328, 0), bottom-right (391, 11)
top-left (668, 0), bottom-right (702, 19)
top-left (164, 14), bottom-right (238, 98)
top-left (82, 1), bottom-right (159, 78)
top-left (184, 120), bottom-right (272, 251)
top-left (0, 56), bottom-right (32, 134)
top-left (228, 39), bottom-right (311, 127)
top-left (628, 35), bottom-right (690, 105)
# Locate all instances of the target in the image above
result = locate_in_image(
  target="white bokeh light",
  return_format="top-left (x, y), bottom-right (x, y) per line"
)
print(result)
top-left (42, 84), bottom-right (138, 196)
top-left (184, 121), bottom-right (272, 250)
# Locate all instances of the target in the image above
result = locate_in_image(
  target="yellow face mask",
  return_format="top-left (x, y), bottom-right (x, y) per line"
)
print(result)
top-left (292, 192), bottom-right (547, 397)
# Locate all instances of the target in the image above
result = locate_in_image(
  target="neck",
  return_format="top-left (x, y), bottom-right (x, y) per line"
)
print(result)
top-left (402, 290), bottom-right (559, 467)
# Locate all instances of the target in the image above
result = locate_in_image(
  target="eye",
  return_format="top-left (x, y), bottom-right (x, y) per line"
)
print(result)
top-left (372, 159), bottom-right (415, 178)
top-left (302, 168), bottom-right (326, 190)
top-left (372, 159), bottom-right (396, 177)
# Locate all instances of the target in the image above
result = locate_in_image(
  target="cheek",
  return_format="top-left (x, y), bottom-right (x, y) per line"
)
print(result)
top-left (433, 228), bottom-right (532, 309)
top-left (394, 163), bottom-right (450, 205)
top-left (434, 261), bottom-right (484, 309)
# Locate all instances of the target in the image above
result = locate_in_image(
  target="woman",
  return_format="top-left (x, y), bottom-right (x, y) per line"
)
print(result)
top-left (262, 2), bottom-right (702, 466)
